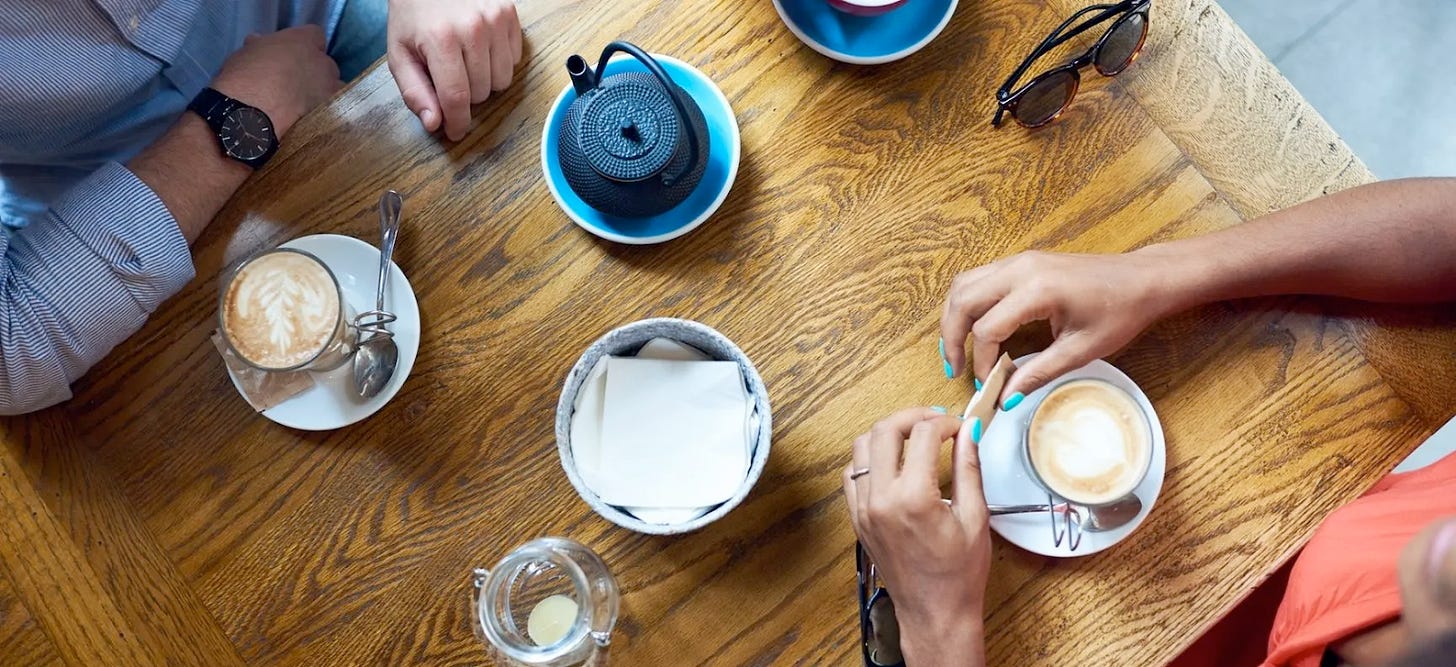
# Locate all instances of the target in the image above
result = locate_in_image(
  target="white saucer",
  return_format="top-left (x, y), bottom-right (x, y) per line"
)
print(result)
top-left (223, 234), bottom-right (421, 431)
top-left (980, 355), bottom-right (1165, 557)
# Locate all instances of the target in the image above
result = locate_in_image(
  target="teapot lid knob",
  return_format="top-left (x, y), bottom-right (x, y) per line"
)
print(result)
top-left (618, 118), bottom-right (640, 140)
top-left (578, 77), bottom-right (681, 183)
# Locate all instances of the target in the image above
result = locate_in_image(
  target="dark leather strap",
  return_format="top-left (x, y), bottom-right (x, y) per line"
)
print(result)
top-left (187, 87), bottom-right (233, 132)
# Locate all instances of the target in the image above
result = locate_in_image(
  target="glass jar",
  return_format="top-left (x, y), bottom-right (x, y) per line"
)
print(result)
top-left (472, 537), bottom-right (619, 666)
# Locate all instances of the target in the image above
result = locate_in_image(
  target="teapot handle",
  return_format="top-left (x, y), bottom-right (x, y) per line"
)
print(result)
top-left (592, 41), bottom-right (701, 187)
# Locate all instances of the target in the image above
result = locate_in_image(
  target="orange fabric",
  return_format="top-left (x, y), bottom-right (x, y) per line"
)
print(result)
top-left (1170, 451), bottom-right (1456, 667)
top-left (1166, 562), bottom-right (1290, 667)
top-left (1261, 451), bottom-right (1456, 667)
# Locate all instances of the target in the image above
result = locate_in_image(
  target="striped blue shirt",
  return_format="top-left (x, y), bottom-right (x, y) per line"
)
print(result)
top-left (0, 0), bottom-right (344, 414)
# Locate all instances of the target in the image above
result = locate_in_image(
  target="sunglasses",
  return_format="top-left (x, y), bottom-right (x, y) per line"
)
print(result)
top-left (856, 542), bottom-right (905, 667)
top-left (993, 0), bottom-right (1151, 128)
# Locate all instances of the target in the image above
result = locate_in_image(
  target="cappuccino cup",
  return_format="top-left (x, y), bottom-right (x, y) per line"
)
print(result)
top-left (219, 248), bottom-right (357, 372)
top-left (1023, 379), bottom-right (1152, 506)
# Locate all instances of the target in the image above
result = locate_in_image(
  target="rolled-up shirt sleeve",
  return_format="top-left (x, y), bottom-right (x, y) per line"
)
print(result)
top-left (0, 161), bottom-right (194, 414)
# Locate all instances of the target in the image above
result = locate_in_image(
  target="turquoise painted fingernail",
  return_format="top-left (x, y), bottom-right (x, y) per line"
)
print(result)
top-left (938, 338), bottom-right (953, 378)
top-left (930, 405), bottom-right (948, 414)
top-left (974, 377), bottom-right (983, 391)
top-left (1002, 392), bottom-right (1024, 411)
top-left (970, 417), bottom-right (983, 444)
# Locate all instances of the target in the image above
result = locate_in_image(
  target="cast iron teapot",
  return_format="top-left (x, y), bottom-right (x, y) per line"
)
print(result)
top-left (558, 41), bottom-right (710, 218)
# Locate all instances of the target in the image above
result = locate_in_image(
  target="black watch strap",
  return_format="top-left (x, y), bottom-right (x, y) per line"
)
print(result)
top-left (187, 87), bottom-right (233, 133)
top-left (187, 87), bottom-right (279, 170)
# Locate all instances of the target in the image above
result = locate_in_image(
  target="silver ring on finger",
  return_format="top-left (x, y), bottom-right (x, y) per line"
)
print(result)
top-left (850, 467), bottom-right (871, 481)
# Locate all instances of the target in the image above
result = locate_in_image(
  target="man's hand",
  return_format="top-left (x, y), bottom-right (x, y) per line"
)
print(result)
top-left (387, 0), bottom-right (524, 141)
top-left (844, 408), bottom-right (990, 667)
top-left (211, 25), bottom-right (343, 138)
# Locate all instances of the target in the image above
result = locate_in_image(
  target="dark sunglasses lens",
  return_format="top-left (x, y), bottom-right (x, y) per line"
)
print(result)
top-left (1096, 12), bottom-right (1147, 74)
top-left (865, 593), bottom-right (903, 666)
top-left (1013, 70), bottom-right (1076, 126)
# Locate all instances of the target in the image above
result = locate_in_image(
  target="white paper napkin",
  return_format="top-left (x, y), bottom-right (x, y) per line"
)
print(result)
top-left (638, 339), bottom-right (758, 463)
top-left (619, 340), bottom-right (716, 524)
top-left (638, 338), bottom-right (710, 362)
top-left (570, 338), bottom-right (756, 523)
top-left (593, 354), bottom-right (751, 508)
top-left (572, 339), bottom-right (710, 497)
top-left (571, 356), bottom-right (612, 493)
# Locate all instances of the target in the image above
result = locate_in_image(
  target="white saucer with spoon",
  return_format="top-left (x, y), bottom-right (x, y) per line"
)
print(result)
top-left (977, 355), bottom-right (1166, 558)
top-left (223, 233), bottom-right (420, 431)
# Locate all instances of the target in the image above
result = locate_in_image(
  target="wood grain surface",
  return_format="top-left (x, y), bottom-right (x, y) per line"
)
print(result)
top-left (1045, 0), bottom-right (1376, 219)
top-left (0, 573), bottom-right (62, 666)
top-left (1, 410), bottom-right (245, 666)
top-left (1, 0), bottom-right (1442, 665)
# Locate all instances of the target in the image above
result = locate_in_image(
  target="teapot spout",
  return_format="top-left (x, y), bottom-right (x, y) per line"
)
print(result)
top-left (567, 55), bottom-right (596, 96)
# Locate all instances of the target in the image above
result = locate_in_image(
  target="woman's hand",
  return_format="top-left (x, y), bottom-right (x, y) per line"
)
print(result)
top-left (843, 407), bottom-right (990, 667)
top-left (940, 250), bottom-right (1175, 404)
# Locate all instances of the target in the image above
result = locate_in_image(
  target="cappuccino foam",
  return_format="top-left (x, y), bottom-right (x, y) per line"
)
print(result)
top-left (222, 250), bottom-right (340, 369)
top-left (1027, 379), bottom-right (1150, 505)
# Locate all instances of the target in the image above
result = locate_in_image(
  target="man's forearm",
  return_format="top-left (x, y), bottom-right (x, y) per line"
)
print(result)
top-left (1136, 178), bottom-right (1456, 315)
top-left (127, 113), bottom-right (252, 243)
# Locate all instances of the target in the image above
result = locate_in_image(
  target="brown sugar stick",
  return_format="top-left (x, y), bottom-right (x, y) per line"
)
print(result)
top-left (961, 354), bottom-right (1017, 429)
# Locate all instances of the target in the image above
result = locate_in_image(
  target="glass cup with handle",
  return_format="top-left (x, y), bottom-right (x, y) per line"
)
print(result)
top-left (1021, 378), bottom-right (1153, 507)
top-left (218, 248), bottom-right (358, 372)
top-left (472, 537), bottom-right (620, 667)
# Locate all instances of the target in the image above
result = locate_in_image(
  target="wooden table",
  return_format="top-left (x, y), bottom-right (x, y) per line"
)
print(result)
top-left (4, 0), bottom-right (1452, 664)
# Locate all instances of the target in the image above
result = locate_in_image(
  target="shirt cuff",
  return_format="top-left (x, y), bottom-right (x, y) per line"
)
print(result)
top-left (49, 161), bottom-right (195, 312)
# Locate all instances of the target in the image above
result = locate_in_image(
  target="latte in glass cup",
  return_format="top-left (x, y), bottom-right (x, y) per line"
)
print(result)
top-left (1025, 378), bottom-right (1152, 506)
top-left (219, 248), bottom-right (357, 372)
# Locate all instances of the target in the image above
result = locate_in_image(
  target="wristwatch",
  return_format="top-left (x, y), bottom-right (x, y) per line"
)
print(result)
top-left (187, 87), bottom-right (279, 169)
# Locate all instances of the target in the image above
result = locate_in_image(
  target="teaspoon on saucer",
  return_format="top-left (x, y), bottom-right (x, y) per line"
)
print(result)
top-left (352, 191), bottom-right (402, 399)
top-left (985, 494), bottom-right (1143, 533)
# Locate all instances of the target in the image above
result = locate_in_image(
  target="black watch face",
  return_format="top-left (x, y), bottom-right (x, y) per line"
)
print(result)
top-left (220, 106), bottom-right (275, 162)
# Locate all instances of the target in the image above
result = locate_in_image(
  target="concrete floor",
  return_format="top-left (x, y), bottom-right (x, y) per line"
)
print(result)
top-left (1220, 0), bottom-right (1456, 180)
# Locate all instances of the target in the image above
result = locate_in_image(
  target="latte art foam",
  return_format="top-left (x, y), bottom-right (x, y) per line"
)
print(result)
top-left (222, 250), bottom-right (341, 369)
top-left (1027, 379), bottom-right (1151, 506)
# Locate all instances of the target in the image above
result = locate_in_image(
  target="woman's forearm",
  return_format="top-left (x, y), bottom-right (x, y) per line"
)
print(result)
top-left (900, 614), bottom-right (986, 667)
top-left (1135, 178), bottom-right (1456, 316)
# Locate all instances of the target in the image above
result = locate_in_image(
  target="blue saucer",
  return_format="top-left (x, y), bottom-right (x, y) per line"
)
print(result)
top-left (541, 55), bottom-right (741, 245)
top-left (773, 0), bottom-right (958, 64)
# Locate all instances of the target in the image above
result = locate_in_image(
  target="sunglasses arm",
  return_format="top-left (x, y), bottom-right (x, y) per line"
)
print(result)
top-left (1047, 1), bottom-right (1139, 51)
top-left (995, 0), bottom-right (1138, 102)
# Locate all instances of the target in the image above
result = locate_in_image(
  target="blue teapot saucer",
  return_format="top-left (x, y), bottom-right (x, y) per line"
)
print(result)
top-left (541, 55), bottom-right (741, 245)
top-left (773, 0), bottom-right (958, 65)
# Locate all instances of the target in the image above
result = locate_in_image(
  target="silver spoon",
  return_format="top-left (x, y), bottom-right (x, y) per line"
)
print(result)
top-left (985, 494), bottom-right (1143, 532)
top-left (352, 191), bottom-right (402, 399)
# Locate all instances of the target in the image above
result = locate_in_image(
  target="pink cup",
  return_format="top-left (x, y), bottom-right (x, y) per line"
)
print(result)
top-left (826, 0), bottom-right (909, 16)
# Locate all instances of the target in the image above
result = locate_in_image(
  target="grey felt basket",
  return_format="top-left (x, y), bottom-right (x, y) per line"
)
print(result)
top-left (555, 318), bottom-right (772, 535)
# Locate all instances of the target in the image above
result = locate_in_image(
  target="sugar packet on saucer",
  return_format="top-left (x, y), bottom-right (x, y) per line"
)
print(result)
top-left (211, 332), bottom-right (315, 411)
